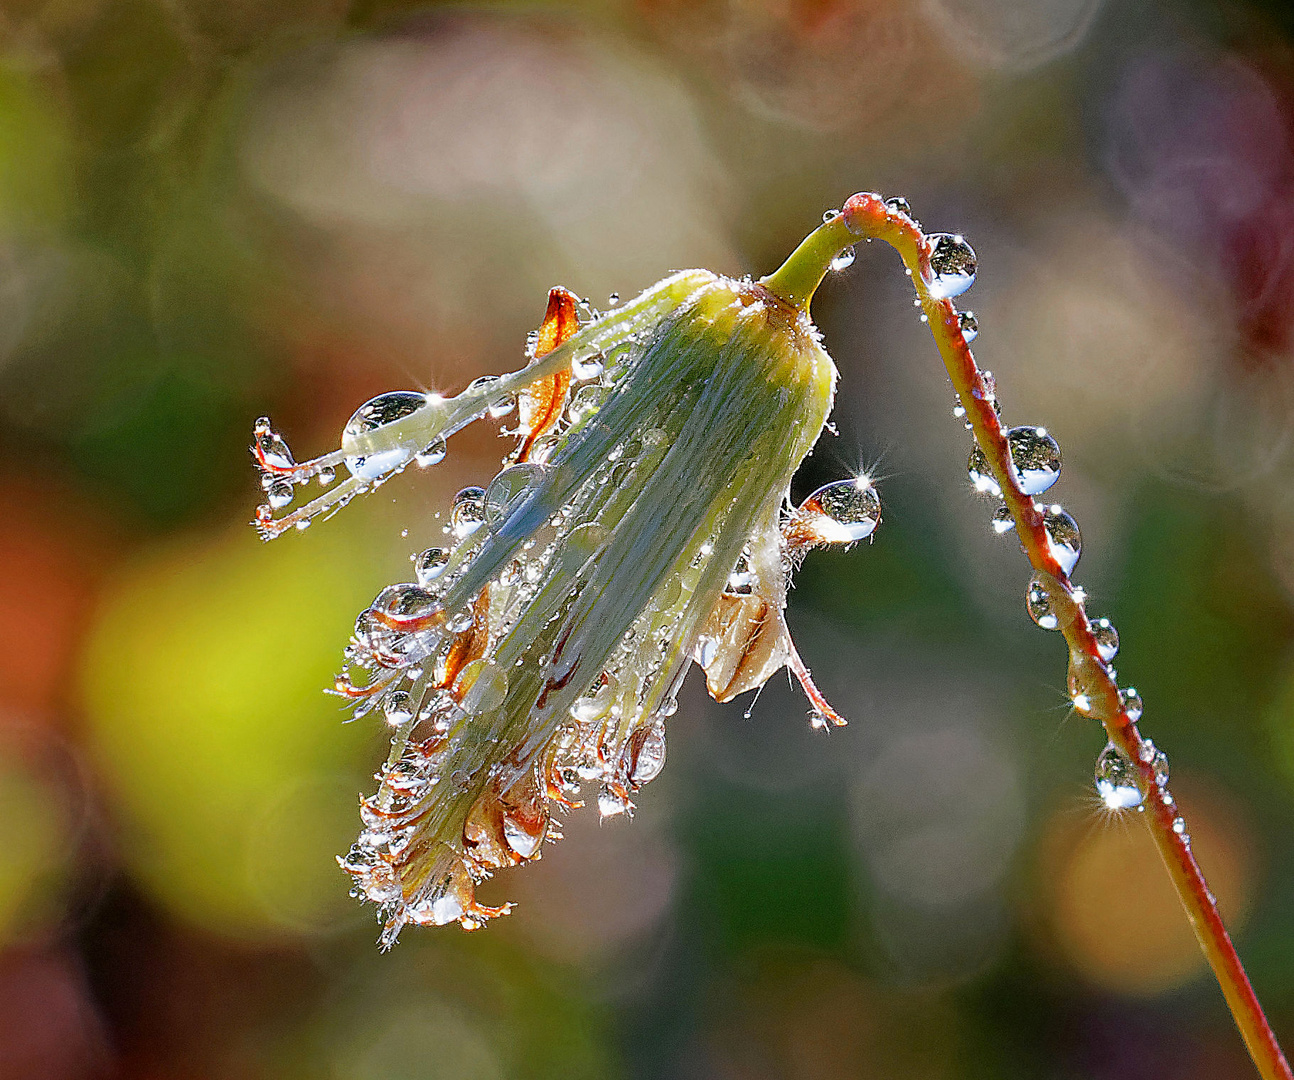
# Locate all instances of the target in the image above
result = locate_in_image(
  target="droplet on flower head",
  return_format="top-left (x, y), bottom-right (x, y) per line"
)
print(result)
top-left (1006, 426), bottom-right (1062, 496)
top-left (414, 547), bottom-right (450, 588)
top-left (451, 487), bottom-right (487, 537)
top-left (1095, 743), bottom-right (1143, 810)
top-left (923, 233), bottom-right (977, 299)
top-left (383, 690), bottom-right (414, 726)
top-left (789, 477), bottom-right (881, 545)
top-left (1042, 505), bottom-right (1082, 576)
top-left (568, 384), bottom-right (609, 424)
top-left (1090, 618), bottom-right (1119, 663)
top-left (343, 391), bottom-right (429, 479)
top-left (484, 463), bottom-right (547, 533)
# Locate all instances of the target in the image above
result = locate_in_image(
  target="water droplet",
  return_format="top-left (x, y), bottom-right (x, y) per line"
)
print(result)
top-left (884, 195), bottom-right (913, 218)
top-left (694, 635), bottom-right (718, 668)
top-left (798, 477), bottom-right (881, 543)
top-left (1091, 619), bottom-right (1119, 663)
top-left (488, 393), bottom-right (516, 419)
top-left (1042, 506), bottom-right (1082, 576)
top-left (1119, 686), bottom-right (1143, 722)
top-left (1026, 577), bottom-right (1063, 630)
top-left (968, 444), bottom-right (1001, 496)
top-left (1095, 743), bottom-right (1143, 810)
top-left (572, 351), bottom-right (605, 381)
top-left (1004, 427), bottom-right (1061, 496)
top-left (569, 384), bottom-right (609, 424)
top-left (267, 481), bottom-right (294, 509)
top-left (374, 583), bottom-right (440, 619)
top-left (255, 426), bottom-right (295, 470)
top-left (597, 786), bottom-right (630, 819)
top-left (317, 465), bottom-right (336, 486)
top-left (991, 505), bottom-right (1015, 534)
top-left (383, 690), bottom-right (414, 726)
top-left (254, 504), bottom-right (273, 524)
top-left (1068, 651), bottom-right (1100, 715)
top-left (451, 486), bottom-right (487, 537)
top-left (342, 391), bottom-right (428, 479)
top-left (958, 310), bottom-right (979, 341)
top-left (414, 547), bottom-right (450, 587)
top-left (823, 208), bottom-right (842, 222)
top-left (830, 246), bottom-right (856, 272)
top-left (923, 233), bottom-right (977, 299)
top-left (484, 463), bottom-right (547, 532)
top-left (294, 519), bottom-right (311, 531)
top-left (1171, 816), bottom-right (1187, 836)
top-left (416, 436), bottom-right (447, 467)
top-left (503, 812), bottom-right (546, 858)
top-left (445, 608), bottom-right (474, 634)
top-left (628, 723), bottom-right (666, 786)
top-left (1137, 739), bottom-right (1168, 786)
top-left (571, 678), bottom-right (613, 722)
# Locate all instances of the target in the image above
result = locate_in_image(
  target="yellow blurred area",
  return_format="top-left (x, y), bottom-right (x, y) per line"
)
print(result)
top-left (1039, 779), bottom-right (1255, 996)
top-left (0, 752), bottom-right (72, 945)
top-left (80, 520), bottom-right (392, 938)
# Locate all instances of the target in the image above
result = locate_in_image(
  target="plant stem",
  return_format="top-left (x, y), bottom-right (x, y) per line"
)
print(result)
top-left (768, 190), bottom-right (1292, 1080)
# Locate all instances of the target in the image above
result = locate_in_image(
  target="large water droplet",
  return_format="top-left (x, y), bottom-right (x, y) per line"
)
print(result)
top-left (1095, 743), bottom-right (1143, 810)
top-left (1042, 506), bottom-right (1082, 576)
top-left (924, 233), bottom-right (977, 299)
top-left (451, 486), bottom-right (487, 537)
top-left (255, 424), bottom-right (295, 471)
top-left (503, 812), bottom-right (546, 858)
top-left (484, 463), bottom-right (547, 532)
top-left (628, 723), bottom-right (667, 786)
top-left (798, 477), bottom-right (881, 543)
top-left (968, 445), bottom-right (1001, 496)
top-left (1007, 426), bottom-right (1062, 496)
top-left (1090, 618), bottom-right (1119, 663)
top-left (597, 786), bottom-right (630, 819)
top-left (267, 480), bottom-right (294, 509)
top-left (830, 246), bottom-right (856, 271)
top-left (414, 547), bottom-right (450, 587)
top-left (343, 391), bottom-right (428, 479)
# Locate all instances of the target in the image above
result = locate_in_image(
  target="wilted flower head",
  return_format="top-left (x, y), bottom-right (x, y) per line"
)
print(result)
top-left (251, 207), bottom-right (884, 947)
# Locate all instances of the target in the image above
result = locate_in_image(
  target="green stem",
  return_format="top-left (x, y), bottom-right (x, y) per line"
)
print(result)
top-left (759, 214), bottom-right (859, 312)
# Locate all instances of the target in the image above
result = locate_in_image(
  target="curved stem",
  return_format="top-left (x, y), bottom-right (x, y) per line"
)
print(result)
top-left (838, 191), bottom-right (1292, 1080)
top-left (759, 214), bottom-right (859, 312)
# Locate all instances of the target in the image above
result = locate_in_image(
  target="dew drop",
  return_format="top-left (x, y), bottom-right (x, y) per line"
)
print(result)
top-left (991, 505), bottom-right (1015, 534)
top-left (830, 245), bottom-right (856, 271)
top-left (416, 436), bottom-right (447, 468)
top-left (267, 481), bottom-right (294, 509)
top-left (571, 351), bottom-right (605, 381)
top-left (1119, 686), bottom-right (1144, 722)
top-left (342, 391), bottom-right (428, 479)
top-left (1007, 427), bottom-right (1062, 496)
top-left (383, 690), bottom-right (414, 726)
top-left (694, 635), bottom-right (718, 668)
top-left (317, 465), bottom-right (336, 486)
top-left (254, 504), bottom-right (273, 524)
top-left (451, 486), bottom-right (487, 537)
top-left (488, 393), bottom-right (517, 419)
top-left (414, 547), bottom-right (450, 587)
top-left (373, 583), bottom-right (439, 619)
top-left (958, 310), bottom-right (979, 341)
top-left (1091, 618), bottom-right (1119, 663)
top-left (1172, 816), bottom-right (1187, 835)
top-left (823, 208), bottom-right (842, 222)
top-left (923, 233), bottom-right (977, 299)
top-left (570, 678), bottom-right (613, 722)
top-left (445, 608), bottom-right (474, 634)
top-left (884, 195), bottom-right (913, 218)
top-left (484, 463), bottom-right (547, 532)
top-left (797, 477), bottom-right (881, 543)
top-left (628, 723), bottom-right (667, 787)
top-left (1042, 506), bottom-right (1082, 576)
top-left (1095, 743), bottom-right (1143, 810)
top-left (255, 427), bottom-right (295, 471)
top-left (569, 384), bottom-right (609, 424)
top-left (968, 444), bottom-right (1001, 497)
top-left (1026, 577), bottom-right (1061, 630)
top-left (597, 787), bottom-right (630, 819)
top-left (503, 812), bottom-right (546, 858)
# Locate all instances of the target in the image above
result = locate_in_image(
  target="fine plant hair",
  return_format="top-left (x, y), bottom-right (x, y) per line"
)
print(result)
top-left (249, 191), bottom-right (1290, 1079)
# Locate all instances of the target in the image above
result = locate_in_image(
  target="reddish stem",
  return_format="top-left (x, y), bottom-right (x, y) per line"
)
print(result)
top-left (840, 191), bottom-right (1291, 1080)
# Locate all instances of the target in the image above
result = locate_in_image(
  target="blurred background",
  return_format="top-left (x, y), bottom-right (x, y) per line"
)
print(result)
top-left (1, 0), bottom-right (1294, 1076)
